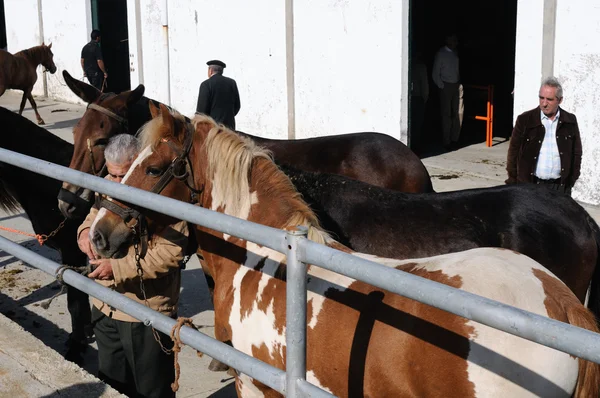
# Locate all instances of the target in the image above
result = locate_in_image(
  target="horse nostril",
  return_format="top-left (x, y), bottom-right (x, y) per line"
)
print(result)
top-left (92, 230), bottom-right (108, 252)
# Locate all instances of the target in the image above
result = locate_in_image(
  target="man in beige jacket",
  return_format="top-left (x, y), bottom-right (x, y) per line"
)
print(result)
top-left (77, 134), bottom-right (188, 398)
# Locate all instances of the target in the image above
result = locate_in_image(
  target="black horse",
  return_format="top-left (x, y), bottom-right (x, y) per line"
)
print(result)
top-left (0, 107), bottom-right (91, 364)
top-left (281, 165), bottom-right (600, 318)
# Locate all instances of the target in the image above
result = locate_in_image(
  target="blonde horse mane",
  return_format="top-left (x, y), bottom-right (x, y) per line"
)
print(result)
top-left (192, 114), bottom-right (331, 245)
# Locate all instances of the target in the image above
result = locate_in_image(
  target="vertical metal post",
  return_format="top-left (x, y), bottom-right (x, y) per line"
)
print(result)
top-left (285, 226), bottom-right (308, 398)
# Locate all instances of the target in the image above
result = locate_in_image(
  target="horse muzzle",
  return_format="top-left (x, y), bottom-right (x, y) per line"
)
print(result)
top-left (58, 187), bottom-right (94, 220)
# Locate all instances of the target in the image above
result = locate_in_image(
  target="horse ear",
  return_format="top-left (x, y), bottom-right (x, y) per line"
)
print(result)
top-left (158, 104), bottom-right (175, 134)
top-left (149, 100), bottom-right (160, 119)
top-left (48, 42), bottom-right (52, 48)
top-left (63, 70), bottom-right (101, 103)
top-left (125, 84), bottom-right (145, 106)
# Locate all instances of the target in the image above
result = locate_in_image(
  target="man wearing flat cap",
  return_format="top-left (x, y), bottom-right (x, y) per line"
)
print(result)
top-left (196, 60), bottom-right (241, 130)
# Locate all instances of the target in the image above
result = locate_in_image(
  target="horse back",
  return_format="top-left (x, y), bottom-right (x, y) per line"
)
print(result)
top-left (303, 248), bottom-right (581, 396)
top-left (240, 131), bottom-right (433, 193)
top-left (0, 51), bottom-right (36, 90)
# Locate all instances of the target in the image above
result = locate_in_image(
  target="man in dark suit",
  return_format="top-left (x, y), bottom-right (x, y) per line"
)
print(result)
top-left (196, 60), bottom-right (241, 130)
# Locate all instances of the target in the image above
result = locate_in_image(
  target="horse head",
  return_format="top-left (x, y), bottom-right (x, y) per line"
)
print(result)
top-left (40, 42), bottom-right (57, 74)
top-left (58, 70), bottom-right (145, 220)
top-left (90, 102), bottom-right (199, 259)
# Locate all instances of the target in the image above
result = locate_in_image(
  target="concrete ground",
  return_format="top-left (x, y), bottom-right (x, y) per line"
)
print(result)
top-left (0, 89), bottom-right (599, 397)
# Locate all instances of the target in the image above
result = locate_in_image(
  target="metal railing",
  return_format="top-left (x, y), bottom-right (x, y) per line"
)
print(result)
top-left (1, 147), bottom-right (600, 397)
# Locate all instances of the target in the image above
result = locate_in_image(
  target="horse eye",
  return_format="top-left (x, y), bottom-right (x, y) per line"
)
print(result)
top-left (100, 121), bottom-right (104, 129)
top-left (95, 138), bottom-right (109, 147)
top-left (146, 167), bottom-right (163, 177)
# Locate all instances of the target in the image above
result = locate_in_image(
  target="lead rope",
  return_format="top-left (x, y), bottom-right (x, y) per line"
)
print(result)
top-left (132, 237), bottom-right (202, 393)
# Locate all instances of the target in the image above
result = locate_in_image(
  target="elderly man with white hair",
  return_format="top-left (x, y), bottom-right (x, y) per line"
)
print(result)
top-left (77, 134), bottom-right (188, 398)
top-left (506, 76), bottom-right (583, 196)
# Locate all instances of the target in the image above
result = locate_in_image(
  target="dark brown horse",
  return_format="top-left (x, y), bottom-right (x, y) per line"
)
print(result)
top-left (56, 70), bottom-right (433, 219)
top-left (0, 44), bottom-right (57, 124)
top-left (89, 109), bottom-right (600, 397)
top-left (0, 107), bottom-right (91, 364)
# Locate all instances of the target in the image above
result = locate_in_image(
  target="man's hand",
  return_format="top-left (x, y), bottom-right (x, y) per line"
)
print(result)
top-left (88, 258), bottom-right (114, 280)
top-left (77, 228), bottom-right (97, 260)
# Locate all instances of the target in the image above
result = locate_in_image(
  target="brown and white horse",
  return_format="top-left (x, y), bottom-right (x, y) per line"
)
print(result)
top-left (0, 44), bottom-right (57, 124)
top-left (89, 105), bottom-right (600, 397)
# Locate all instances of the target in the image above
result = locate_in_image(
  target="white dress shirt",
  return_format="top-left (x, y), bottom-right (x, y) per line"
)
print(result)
top-left (535, 110), bottom-right (562, 179)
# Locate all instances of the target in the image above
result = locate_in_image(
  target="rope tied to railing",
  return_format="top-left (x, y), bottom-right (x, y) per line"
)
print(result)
top-left (40, 263), bottom-right (93, 310)
top-left (169, 317), bottom-right (204, 392)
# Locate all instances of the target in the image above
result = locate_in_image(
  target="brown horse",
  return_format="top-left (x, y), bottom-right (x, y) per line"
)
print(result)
top-left (89, 107), bottom-right (599, 397)
top-left (56, 69), bottom-right (433, 220)
top-left (0, 43), bottom-right (57, 124)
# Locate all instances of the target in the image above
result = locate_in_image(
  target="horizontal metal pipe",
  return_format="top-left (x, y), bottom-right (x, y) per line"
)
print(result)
top-left (298, 239), bottom-right (600, 365)
top-left (0, 148), bottom-right (287, 254)
top-left (297, 379), bottom-right (337, 398)
top-left (3, 148), bottom-right (600, 381)
top-left (0, 234), bottom-right (286, 393)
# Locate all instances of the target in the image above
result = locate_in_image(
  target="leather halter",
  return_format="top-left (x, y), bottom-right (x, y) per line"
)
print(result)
top-left (97, 122), bottom-right (202, 259)
top-left (85, 93), bottom-right (129, 177)
top-left (86, 93), bottom-right (129, 133)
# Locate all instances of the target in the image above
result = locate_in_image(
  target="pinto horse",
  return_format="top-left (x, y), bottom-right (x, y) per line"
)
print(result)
top-left (89, 107), bottom-right (600, 397)
top-left (279, 165), bottom-right (600, 314)
top-left (0, 44), bottom-right (57, 124)
top-left (56, 70), bottom-right (432, 220)
top-left (0, 107), bottom-right (91, 364)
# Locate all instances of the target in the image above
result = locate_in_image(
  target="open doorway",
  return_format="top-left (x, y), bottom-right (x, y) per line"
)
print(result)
top-left (92, 0), bottom-right (130, 93)
top-left (409, 0), bottom-right (518, 156)
top-left (0, 0), bottom-right (7, 51)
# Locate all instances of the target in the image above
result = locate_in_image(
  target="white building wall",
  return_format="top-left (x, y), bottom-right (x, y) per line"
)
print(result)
top-left (553, 1), bottom-right (600, 204)
top-left (4, 0), bottom-right (43, 96)
top-left (293, 0), bottom-right (405, 140)
top-left (40, 0), bottom-right (90, 103)
top-left (4, 0), bottom-right (89, 102)
top-left (165, 0), bottom-right (288, 136)
top-left (513, 0), bottom-right (545, 121)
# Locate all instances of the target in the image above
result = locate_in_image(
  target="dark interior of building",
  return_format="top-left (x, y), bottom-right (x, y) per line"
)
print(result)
top-left (410, 0), bottom-right (518, 156)
top-left (94, 0), bottom-right (130, 93)
top-left (0, 0), bottom-right (7, 50)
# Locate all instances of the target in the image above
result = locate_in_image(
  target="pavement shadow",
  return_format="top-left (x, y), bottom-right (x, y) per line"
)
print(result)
top-left (207, 381), bottom-right (237, 397)
top-left (179, 266), bottom-right (214, 318)
top-left (38, 382), bottom-right (112, 398)
top-left (47, 117), bottom-right (81, 130)
top-left (0, 289), bottom-right (99, 375)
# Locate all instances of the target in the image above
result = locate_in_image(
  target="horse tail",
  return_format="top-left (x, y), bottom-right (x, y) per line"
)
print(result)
top-left (585, 213), bottom-right (600, 322)
top-left (566, 304), bottom-right (600, 397)
top-left (0, 178), bottom-right (21, 213)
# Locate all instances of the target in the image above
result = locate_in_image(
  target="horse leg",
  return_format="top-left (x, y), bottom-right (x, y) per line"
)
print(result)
top-left (27, 92), bottom-right (45, 125)
top-left (18, 90), bottom-right (28, 116)
top-left (62, 249), bottom-right (92, 365)
top-left (64, 285), bottom-right (92, 365)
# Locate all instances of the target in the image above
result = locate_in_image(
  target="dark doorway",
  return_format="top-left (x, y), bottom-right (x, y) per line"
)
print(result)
top-left (0, 0), bottom-right (7, 50)
top-left (409, 0), bottom-right (518, 156)
top-left (92, 0), bottom-right (130, 93)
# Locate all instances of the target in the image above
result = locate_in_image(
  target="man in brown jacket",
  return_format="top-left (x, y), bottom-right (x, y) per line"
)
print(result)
top-left (77, 134), bottom-right (188, 398)
top-left (506, 77), bottom-right (582, 195)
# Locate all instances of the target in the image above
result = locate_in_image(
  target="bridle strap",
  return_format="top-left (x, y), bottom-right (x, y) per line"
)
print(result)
top-left (87, 103), bottom-right (128, 125)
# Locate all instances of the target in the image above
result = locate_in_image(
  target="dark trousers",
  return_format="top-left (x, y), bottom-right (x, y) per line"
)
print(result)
top-left (533, 177), bottom-right (572, 196)
top-left (440, 82), bottom-right (461, 146)
top-left (92, 307), bottom-right (176, 398)
top-left (87, 72), bottom-right (103, 91)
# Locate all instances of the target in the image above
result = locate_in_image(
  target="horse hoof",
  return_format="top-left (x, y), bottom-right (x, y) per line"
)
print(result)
top-left (38, 120), bottom-right (45, 125)
top-left (208, 358), bottom-right (230, 372)
top-left (64, 346), bottom-right (84, 366)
